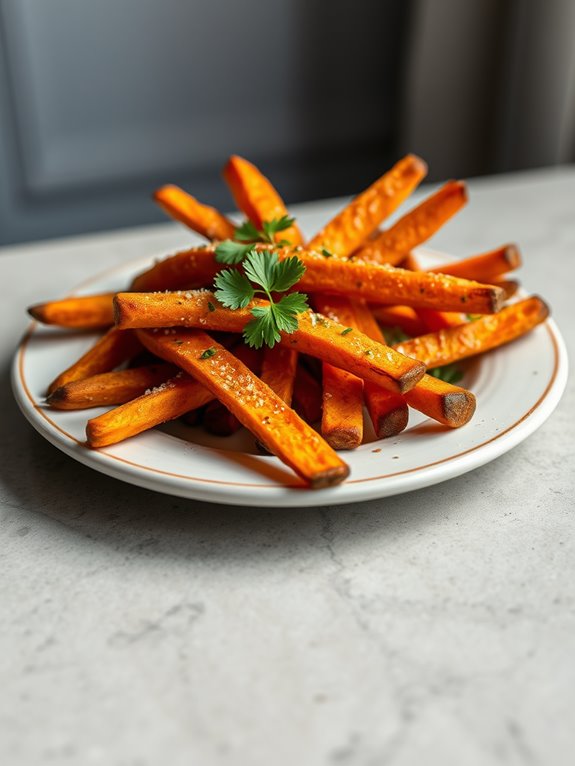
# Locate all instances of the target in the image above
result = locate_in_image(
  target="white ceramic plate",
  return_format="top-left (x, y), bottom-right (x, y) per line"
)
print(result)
top-left (12, 249), bottom-right (568, 507)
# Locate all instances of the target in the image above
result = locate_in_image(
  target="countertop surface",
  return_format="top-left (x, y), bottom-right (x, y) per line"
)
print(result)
top-left (1, 166), bottom-right (574, 766)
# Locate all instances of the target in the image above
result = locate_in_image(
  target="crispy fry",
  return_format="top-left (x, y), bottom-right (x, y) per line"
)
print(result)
top-left (298, 251), bottom-right (505, 313)
top-left (395, 296), bottom-right (549, 367)
top-left (425, 244), bottom-right (522, 281)
top-left (403, 376), bottom-right (476, 428)
top-left (154, 184), bottom-right (235, 241)
top-left (260, 345), bottom-right (298, 404)
top-left (292, 363), bottom-right (322, 424)
top-left (48, 329), bottom-right (141, 395)
top-left (353, 180), bottom-right (467, 264)
top-left (313, 294), bottom-right (364, 450)
top-left (130, 245), bottom-right (505, 313)
top-left (87, 373), bottom-right (215, 448)
top-left (114, 291), bottom-right (426, 394)
top-left (202, 342), bottom-right (261, 437)
top-left (130, 246), bottom-right (220, 291)
top-left (492, 279), bottom-right (520, 300)
top-left (354, 301), bottom-right (476, 429)
top-left (47, 364), bottom-right (177, 410)
top-left (137, 329), bottom-right (349, 487)
top-left (223, 155), bottom-right (304, 245)
top-left (28, 293), bottom-right (115, 329)
top-left (307, 155), bottom-right (427, 256)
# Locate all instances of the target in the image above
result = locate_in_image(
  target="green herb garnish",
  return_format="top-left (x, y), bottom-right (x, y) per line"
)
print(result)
top-left (341, 327), bottom-right (353, 336)
top-left (200, 347), bottom-right (217, 359)
top-left (215, 216), bottom-right (295, 264)
top-left (428, 363), bottom-right (464, 385)
top-left (214, 249), bottom-right (308, 349)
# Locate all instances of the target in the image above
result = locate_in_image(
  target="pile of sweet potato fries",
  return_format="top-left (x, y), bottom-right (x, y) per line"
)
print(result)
top-left (28, 155), bottom-right (549, 488)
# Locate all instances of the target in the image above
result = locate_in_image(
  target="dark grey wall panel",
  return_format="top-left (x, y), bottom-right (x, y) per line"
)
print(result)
top-left (0, 0), bottom-right (408, 245)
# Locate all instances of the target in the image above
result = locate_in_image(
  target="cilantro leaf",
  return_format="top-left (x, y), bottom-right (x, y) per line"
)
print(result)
top-left (244, 307), bottom-right (282, 349)
top-left (261, 215), bottom-right (295, 242)
top-left (268, 256), bottom-right (306, 292)
top-left (243, 249), bottom-right (279, 292)
top-left (274, 292), bottom-right (309, 319)
top-left (215, 240), bottom-right (255, 265)
top-left (214, 268), bottom-right (254, 309)
top-left (428, 363), bottom-right (464, 385)
top-left (234, 220), bottom-right (261, 242)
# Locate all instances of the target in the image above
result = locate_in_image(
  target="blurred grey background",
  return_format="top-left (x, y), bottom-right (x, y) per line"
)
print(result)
top-left (0, 0), bottom-right (574, 246)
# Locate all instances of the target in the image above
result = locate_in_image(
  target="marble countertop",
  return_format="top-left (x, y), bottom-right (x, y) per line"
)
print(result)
top-left (1, 166), bottom-right (574, 766)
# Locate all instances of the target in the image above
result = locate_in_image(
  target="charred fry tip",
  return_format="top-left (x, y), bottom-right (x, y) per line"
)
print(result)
top-left (323, 427), bottom-right (363, 451)
top-left (529, 295), bottom-right (551, 321)
top-left (503, 243), bottom-right (522, 269)
top-left (397, 361), bottom-right (426, 394)
top-left (27, 305), bottom-right (41, 320)
top-left (309, 464), bottom-right (350, 489)
top-left (376, 406), bottom-right (409, 439)
top-left (489, 286), bottom-right (507, 313)
top-left (442, 389), bottom-right (477, 428)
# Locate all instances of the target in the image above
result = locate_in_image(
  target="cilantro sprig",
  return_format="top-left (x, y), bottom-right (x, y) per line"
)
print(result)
top-left (215, 215), bottom-right (295, 265)
top-left (214, 249), bottom-right (309, 349)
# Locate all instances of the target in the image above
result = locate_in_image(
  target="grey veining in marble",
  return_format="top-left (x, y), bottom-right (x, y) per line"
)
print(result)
top-left (1, 167), bottom-right (574, 766)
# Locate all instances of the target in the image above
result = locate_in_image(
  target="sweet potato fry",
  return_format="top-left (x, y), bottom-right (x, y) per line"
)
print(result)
top-left (307, 155), bottom-right (427, 256)
top-left (86, 373), bottom-right (215, 448)
top-left (47, 363), bottom-right (177, 410)
top-left (201, 342), bottom-right (261, 437)
top-left (114, 291), bottom-right (426, 394)
top-left (48, 329), bottom-right (142, 395)
top-left (292, 363), bottom-right (322, 425)
top-left (28, 293), bottom-right (115, 329)
top-left (425, 244), bottom-right (522, 281)
top-left (154, 184), bottom-right (235, 241)
top-left (354, 301), bottom-right (476, 429)
top-left (223, 155), bottom-right (304, 245)
top-left (130, 247), bottom-right (220, 291)
top-left (260, 345), bottom-right (298, 405)
top-left (353, 180), bottom-right (468, 264)
top-left (313, 294), bottom-right (364, 450)
top-left (394, 296), bottom-right (549, 367)
top-left (297, 251), bottom-right (505, 313)
top-left (136, 329), bottom-right (349, 487)
top-left (130, 245), bottom-right (505, 313)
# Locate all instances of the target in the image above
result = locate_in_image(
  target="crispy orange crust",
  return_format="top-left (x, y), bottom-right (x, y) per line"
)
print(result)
top-left (130, 245), bottom-right (505, 313)
top-left (136, 329), bottom-right (349, 487)
top-left (313, 294), bottom-right (364, 450)
top-left (426, 244), bottom-right (522, 281)
top-left (48, 329), bottom-right (141, 395)
top-left (28, 293), bottom-right (115, 329)
top-left (154, 185), bottom-right (235, 241)
top-left (223, 155), bottom-right (304, 245)
top-left (298, 251), bottom-right (505, 313)
top-left (395, 296), bottom-right (550, 367)
top-left (114, 291), bottom-right (425, 394)
top-left (47, 364), bottom-right (176, 410)
top-left (86, 373), bottom-right (215, 448)
top-left (416, 308), bottom-right (467, 333)
top-left (353, 180), bottom-right (468, 265)
top-left (260, 345), bottom-right (298, 405)
top-left (307, 155), bottom-right (427, 256)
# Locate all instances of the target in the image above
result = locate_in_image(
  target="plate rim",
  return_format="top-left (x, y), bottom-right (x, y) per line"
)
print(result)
top-left (11, 250), bottom-right (569, 507)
